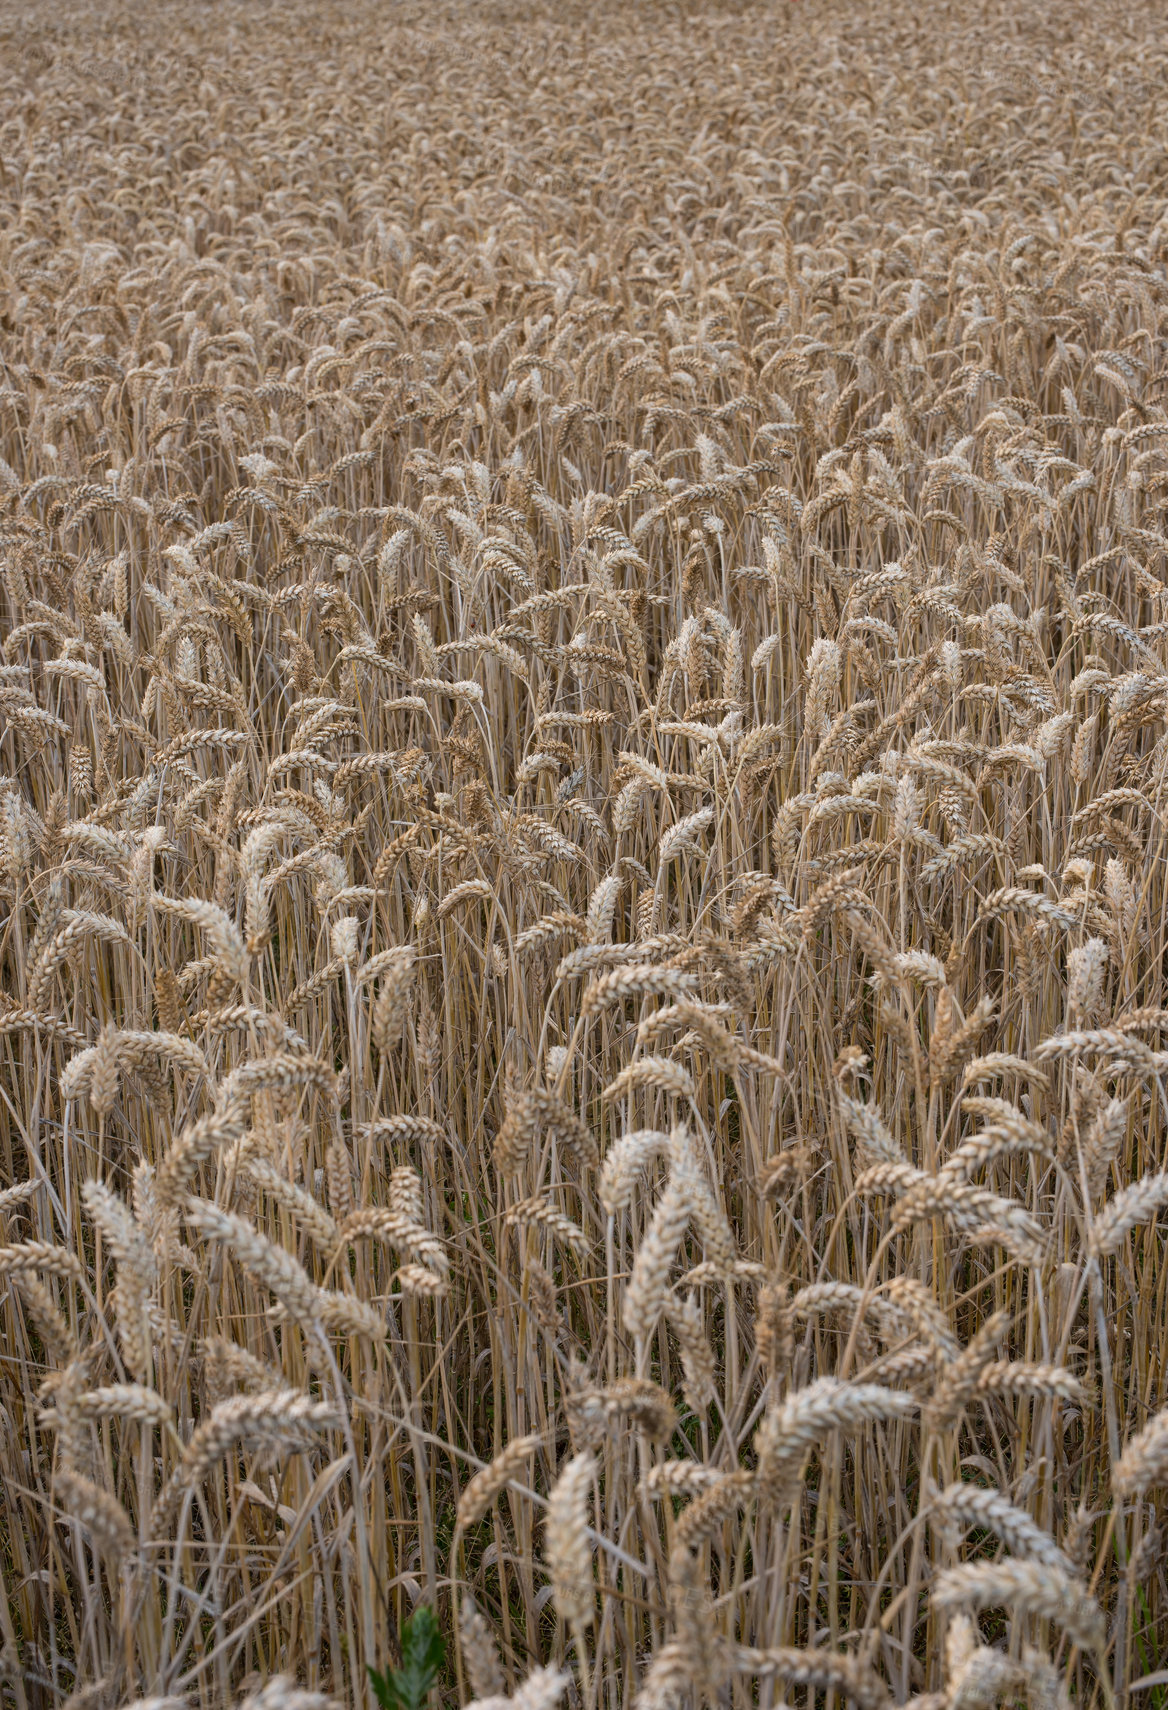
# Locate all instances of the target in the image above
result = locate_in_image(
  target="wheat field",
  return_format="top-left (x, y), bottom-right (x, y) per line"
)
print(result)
top-left (1, 0), bottom-right (1167, 1705)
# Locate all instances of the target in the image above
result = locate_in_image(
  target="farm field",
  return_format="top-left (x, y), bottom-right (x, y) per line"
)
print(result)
top-left (1, 0), bottom-right (1168, 1705)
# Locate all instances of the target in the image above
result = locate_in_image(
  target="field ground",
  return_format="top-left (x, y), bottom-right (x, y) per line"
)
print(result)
top-left (1, 1), bottom-right (1167, 1706)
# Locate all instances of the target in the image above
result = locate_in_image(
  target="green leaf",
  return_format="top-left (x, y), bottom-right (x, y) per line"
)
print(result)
top-left (366, 1665), bottom-right (402, 1710)
top-left (368, 1607), bottom-right (445, 1710)
top-left (398, 1607), bottom-right (445, 1708)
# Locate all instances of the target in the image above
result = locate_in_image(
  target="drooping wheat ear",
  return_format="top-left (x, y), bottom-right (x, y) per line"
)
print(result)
top-left (889, 1173), bottom-right (1046, 1265)
top-left (65, 1029), bottom-right (210, 1115)
top-left (924, 1309), bottom-right (1010, 1432)
top-left (494, 1083), bottom-right (599, 1173)
top-left (200, 1335), bottom-right (285, 1402)
top-left (632, 1638), bottom-right (693, 1710)
top-left (459, 1594), bottom-right (505, 1699)
top-left (237, 1678), bottom-right (340, 1710)
top-left (338, 1207), bottom-right (449, 1275)
top-left (837, 1086), bottom-right (903, 1165)
top-left (933, 1560), bottom-right (1106, 1653)
top-left (962, 1052), bottom-right (1051, 1089)
top-left (221, 1052), bottom-right (338, 1103)
top-left (583, 964), bottom-right (699, 1016)
top-left (155, 1096), bottom-right (248, 1205)
top-left (1083, 1093), bottom-right (1128, 1199)
top-left (940, 1110), bottom-right (1052, 1182)
top-left (55, 1466), bottom-right (135, 1567)
top-left (978, 1361), bottom-right (1090, 1405)
top-left (392, 1264), bottom-right (449, 1300)
top-left (731, 1646), bottom-right (889, 1710)
top-left (804, 635), bottom-right (841, 736)
top-left (81, 1178), bottom-right (156, 1381)
top-left (40, 1356), bottom-right (94, 1470)
top-left (184, 1197), bottom-right (324, 1328)
top-left (842, 907), bottom-right (904, 990)
top-left (1114, 1404), bottom-right (1168, 1495)
top-left (523, 1258), bottom-right (559, 1334)
top-left (370, 944), bottom-right (417, 1051)
top-left (545, 1449), bottom-right (596, 1630)
top-left (613, 776), bottom-right (651, 839)
top-left (637, 999), bottom-right (765, 1072)
top-left (943, 1614), bottom-right (1026, 1710)
top-left (13, 1274), bottom-right (77, 1364)
top-left (73, 1384), bottom-right (173, 1430)
top-left (854, 1160), bottom-right (927, 1203)
top-left (324, 1138), bottom-right (354, 1222)
top-left (330, 913), bottom-right (360, 968)
top-left (793, 1279), bottom-right (876, 1321)
top-left (1071, 710), bottom-right (1099, 784)
top-left (567, 1377), bottom-right (677, 1448)
top-left (359, 1114), bottom-right (445, 1147)
top-left (131, 1163), bottom-right (172, 1256)
top-left (1067, 936), bottom-right (1110, 1024)
top-left (642, 1462), bottom-right (724, 1501)
top-left (603, 1054), bottom-right (696, 1103)
top-left (755, 1378), bottom-right (918, 1505)
top-left (238, 1150), bottom-right (339, 1250)
top-left (387, 1164), bottom-right (423, 1220)
top-left (661, 1542), bottom-right (728, 1701)
top-left (314, 1284), bottom-right (389, 1339)
top-left (505, 1195), bottom-right (589, 1252)
top-left (658, 804), bottom-right (715, 866)
top-left (884, 1277), bottom-right (961, 1362)
top-left (756, 1278), bottom-right (795, 1375)
top-left (674, 1468), bottom-right (754, 1549)
top-left (623, 1176), bottom-right (691, 1338)
top-left (796, 868), bottom-right (865, 940)
top-left (466, 1665), bottom-right (569, 1710)
top-left (437, 877), bottom-right (494, 918)
top-left (151, 893), bottom-right (249, 984)
top-left (88, 1022), bottom-right (121, 1117)
top-left (1089, 1171), bottom-right (1168, 1256)
top-left (585, 872), bottom-right (622, 942)
top-left (0, 1240), bottom-right (83, 1281)
top-left (933, 1481), bottom-right (1073, 1572)
top-left (598, 1129), bottom-right (671, 1214)
top-left (0, 1177), bottom-right (36, 1215)
top-left (929, 991), bottom-right (996, 1085)
top-left (28, 908), bottom-right (135, 1011)
top-left (153, 1389), bottom-right (339, 1532)
top-left (456, 1435), bottom-right (541, 1532)
top-left (665, 1290), bottom-right (716, 1411)
top-left (668, 1125), bottom-right (737, 1271)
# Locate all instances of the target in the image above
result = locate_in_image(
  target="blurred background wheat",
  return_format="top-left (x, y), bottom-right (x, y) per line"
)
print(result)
top-left (1, 0), bottom-right (1167, 1706)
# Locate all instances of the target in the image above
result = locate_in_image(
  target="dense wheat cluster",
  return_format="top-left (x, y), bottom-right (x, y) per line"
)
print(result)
top-left (3, 0), bottom-right (1168, 1705)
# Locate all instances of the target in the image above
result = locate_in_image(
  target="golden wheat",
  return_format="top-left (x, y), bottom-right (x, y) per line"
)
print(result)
top-left (0, 0), bottom-right (1167, 1705)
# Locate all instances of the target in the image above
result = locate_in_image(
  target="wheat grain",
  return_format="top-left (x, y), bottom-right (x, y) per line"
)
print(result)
top-left (933, 1560), bottom-right (1106, 1653)
top-left (545, 1451), bottom-right (596, 1630)
top-left (933, 1481), bottom-right (1073, 1573)
top-left (1114, 1405), bottom-right (1168, 1495)
top-left (457, 1436), bottom-right (542, 1532)
top-left (2, 2), bottom-right (1167, 1697)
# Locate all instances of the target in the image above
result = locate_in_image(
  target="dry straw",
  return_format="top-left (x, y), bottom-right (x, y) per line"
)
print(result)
top-left (0, 0), bottom-right (1166, 1701)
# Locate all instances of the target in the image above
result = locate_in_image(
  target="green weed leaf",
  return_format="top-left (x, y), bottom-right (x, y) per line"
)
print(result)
top-left (368, 1606), bottom-right (445, 1710)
